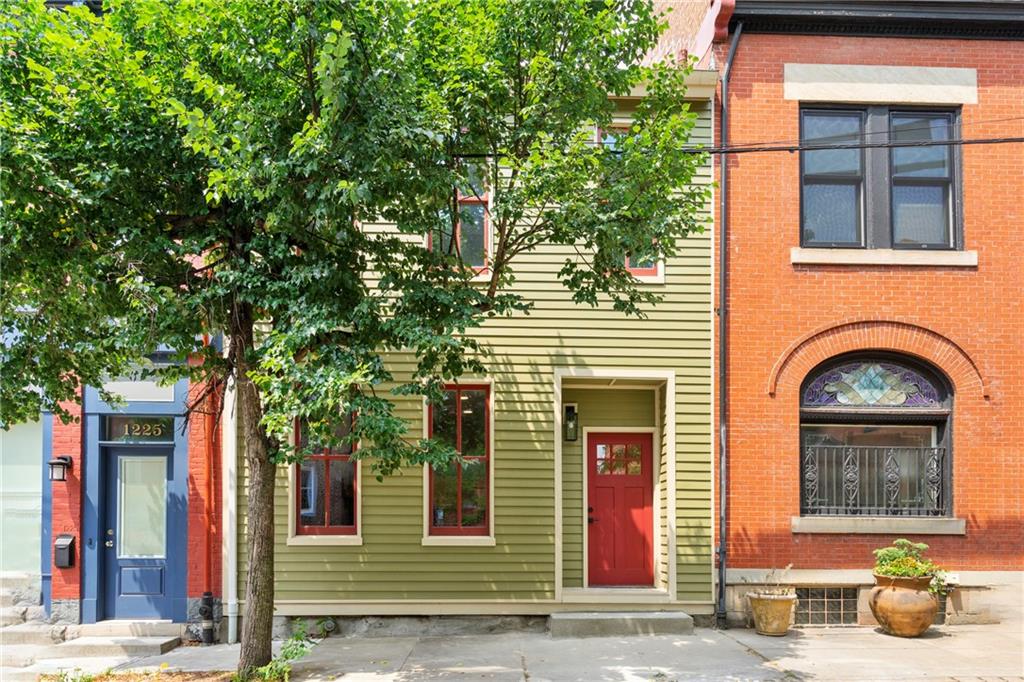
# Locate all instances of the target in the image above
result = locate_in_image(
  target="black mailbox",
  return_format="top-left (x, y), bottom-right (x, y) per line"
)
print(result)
top-left (55, 534), bottom-right (75, 568)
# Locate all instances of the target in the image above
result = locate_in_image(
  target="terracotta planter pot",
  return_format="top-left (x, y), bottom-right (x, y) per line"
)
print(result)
top-left (869, 574), bottom-right (938, 637)
top-left (747, 592), bottom-right (797, 636)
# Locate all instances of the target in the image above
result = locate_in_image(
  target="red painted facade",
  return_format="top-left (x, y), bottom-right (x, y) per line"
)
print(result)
top-left (186, 380), bottom-right (222, 599)
top-left (713, 33), bottom-right (1024, 572)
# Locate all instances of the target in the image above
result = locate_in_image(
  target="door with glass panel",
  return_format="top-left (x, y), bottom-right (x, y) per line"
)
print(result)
top-left (103, 447), bottom-right (174, 619)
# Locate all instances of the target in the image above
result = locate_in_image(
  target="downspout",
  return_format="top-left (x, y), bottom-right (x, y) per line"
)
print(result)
top-left (716, 20), bottom-right (742, 629)
top-left (222, 361), bottom-right (239, 644)
top-left (201, 335), bottom-right (214, 597)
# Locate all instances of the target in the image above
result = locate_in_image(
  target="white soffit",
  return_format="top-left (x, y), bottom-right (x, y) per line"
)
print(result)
top-left (784, 64), bottom-right (978, 105)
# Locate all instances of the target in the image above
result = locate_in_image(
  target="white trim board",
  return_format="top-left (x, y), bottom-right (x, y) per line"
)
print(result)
top-left (266, 599), bottom-right (717, 617)
top-left (553, 368), bottom-right (677, 602)
top-left (784, 64), bottom-right (978, 105)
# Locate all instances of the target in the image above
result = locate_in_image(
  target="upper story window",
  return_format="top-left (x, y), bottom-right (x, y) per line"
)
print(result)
top-left (428, 384), bottom-right (490, 536)
top-left (432, 164), bottom-right (489, 270)
top-left (598, 127), bottom-right (661, 278)
top-left (800, 107), bottom-right (959, 250)
top-left (799, 354), bottom-right (952, 518)
top-left (295, 413), bottom-right (357, 535)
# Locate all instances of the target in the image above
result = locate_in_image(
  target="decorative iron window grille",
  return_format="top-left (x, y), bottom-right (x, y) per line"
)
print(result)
top-left (800, 354), bottom-right (952, 518)
top-left (801, 445), bottom-right (947, 516)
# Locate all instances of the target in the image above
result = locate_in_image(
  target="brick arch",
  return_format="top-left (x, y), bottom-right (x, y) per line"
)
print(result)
top-left (767, 319), bottom-right (988, 399)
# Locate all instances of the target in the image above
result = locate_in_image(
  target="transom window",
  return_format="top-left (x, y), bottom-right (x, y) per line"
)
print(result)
top-left (800, 107), bottom-right (959, 250)
top-left (431, 163), bottom-right (489, 270)
top-left (429, 385), bottom-right (490, 535)
top-left (800, 354), bottom-right (952, 517)
top-left (295, 414), bottom-right (357, 535)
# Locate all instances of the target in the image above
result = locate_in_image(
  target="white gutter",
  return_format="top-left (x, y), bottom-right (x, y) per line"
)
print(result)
top-left (221, 369), bottom-right (239, 644)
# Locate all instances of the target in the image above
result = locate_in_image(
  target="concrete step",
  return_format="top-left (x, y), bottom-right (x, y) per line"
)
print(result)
top-left (0, 606), bottom-right (27, 627)
top-left (0, 666), bottom-right (41, 682)
top-left (18, 656), bottom-right (134, 679)
top-left (46, 635), bottom-right (181, 658)
top-left (549, 611), bottom-right (695, 638)
top-left (72, 621), bottom-right (184, 638)
top-left (0, 643), bottom-right (45, 667)
top-left (0, 587), bottom-right (39, 607)
top-left (0, 623), bottom-right (68, 645)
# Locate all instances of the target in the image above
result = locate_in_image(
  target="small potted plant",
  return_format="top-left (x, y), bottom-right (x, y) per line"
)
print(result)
top-left (870, 539), bottom-right (948, 637)
top-left (747, 564), bottom-right (797, 636)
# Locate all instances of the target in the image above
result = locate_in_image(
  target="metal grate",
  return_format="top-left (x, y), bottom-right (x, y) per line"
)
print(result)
top-left (794, 587), bottom-right (859, 626)
top-left (801, 445), bottom-right (949, 516)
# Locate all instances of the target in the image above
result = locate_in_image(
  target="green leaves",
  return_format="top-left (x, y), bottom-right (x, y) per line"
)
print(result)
top-left (2, 0), bottom-right (707, 470)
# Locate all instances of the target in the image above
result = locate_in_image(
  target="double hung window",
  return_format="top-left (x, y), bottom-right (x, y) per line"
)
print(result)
top-left (432, 164), bottom-right (489, 270)
top-left (295, 414), bottom-right (357, 535)
top-left (599, 127), bottom-right (660, 277)
top-left (428, 385), bottom-right (490, 536)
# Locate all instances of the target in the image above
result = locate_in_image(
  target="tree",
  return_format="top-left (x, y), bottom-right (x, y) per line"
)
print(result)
top-left (1, 0), bottom-right (708, 673)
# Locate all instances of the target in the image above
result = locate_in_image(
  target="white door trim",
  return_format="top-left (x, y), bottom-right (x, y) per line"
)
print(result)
top-left (553, 368), bottom-right (677, 601)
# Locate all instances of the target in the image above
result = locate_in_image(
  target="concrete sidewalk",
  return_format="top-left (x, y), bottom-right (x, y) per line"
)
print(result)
top-left (111, 623), bottom-right (1024, 681)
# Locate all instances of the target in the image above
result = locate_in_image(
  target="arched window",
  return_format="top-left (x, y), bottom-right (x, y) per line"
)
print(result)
top-left (800, 354), bottom-right (951, 517)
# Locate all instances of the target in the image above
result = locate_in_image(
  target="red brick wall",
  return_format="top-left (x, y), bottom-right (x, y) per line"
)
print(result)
top-left (714, 34), bottom-right (1024, 571)
top-left (51, 399), bottom-right (83, 599)
top-left (186, 379), bottom-right (222, 598)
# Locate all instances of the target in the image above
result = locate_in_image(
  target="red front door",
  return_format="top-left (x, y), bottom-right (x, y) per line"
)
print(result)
top-left (587, 432), bottom-right (654, 586)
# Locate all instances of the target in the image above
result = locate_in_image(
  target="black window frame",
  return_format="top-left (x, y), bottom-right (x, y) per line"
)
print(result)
top-left (800, 105), bottom-right (963, 251)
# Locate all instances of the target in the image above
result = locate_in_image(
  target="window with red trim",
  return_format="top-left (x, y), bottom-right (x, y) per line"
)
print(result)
top-left (598, 128), bottom-right (659, 277)
top-left (295, 413), bottom-right (357, 535)
top-left (429, 385), bottom-right (490, 535)
top-left (432, 164), bottom-right (489, 270)
top-left (625, 255), bottom-right (659, 277)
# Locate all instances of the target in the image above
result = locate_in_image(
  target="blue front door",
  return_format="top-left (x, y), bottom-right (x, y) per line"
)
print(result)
top-left (102, 447), bottom-right (180, 619)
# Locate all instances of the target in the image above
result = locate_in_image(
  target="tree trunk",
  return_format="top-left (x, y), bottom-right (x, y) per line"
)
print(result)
top-left (236, 371), bottom-right (277, 673)
top-left (231, 300), bottom-right (277, 675)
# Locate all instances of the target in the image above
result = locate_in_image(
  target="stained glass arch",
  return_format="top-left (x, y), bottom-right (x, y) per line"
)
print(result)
top-left (802, 355), bottom-right (950, 409)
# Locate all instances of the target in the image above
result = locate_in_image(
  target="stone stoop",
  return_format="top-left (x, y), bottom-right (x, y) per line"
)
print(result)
top-left (0, 573), bottom-right (45, 625)
top-left (72, 621), bottom-right (186, 638)
top-left (0, 644), bottom-right (48, 668)
top-left (1, 623), bottom-right (69, 646)
top-left (45, 635), bottom-right (182, 658)
top-left (548, 611), bottom-right (695, 638)
top-left (0, 606), bottom-right (28, 627)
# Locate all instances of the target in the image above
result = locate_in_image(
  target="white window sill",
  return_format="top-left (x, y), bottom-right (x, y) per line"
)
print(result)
top-left (632, 273), bottom-right (666, 285)
top-left (791, 516), bottom-right (966, 535)
top-left (287, 534), bottom-right (363, 547)
top-left (791, 248), bottom-right (978, 267)
top-left (421, 536), bottom-right (496, 547)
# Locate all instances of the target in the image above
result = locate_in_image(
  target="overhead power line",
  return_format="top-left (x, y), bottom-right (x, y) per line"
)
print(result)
top-left (678, 135), bottom-right (1024, 156)
top-left (453, 135), bottom-right (1024, 158)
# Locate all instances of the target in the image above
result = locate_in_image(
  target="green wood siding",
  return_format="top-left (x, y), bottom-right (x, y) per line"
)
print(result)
top-left (237, 100), bottom-right (714, 606)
